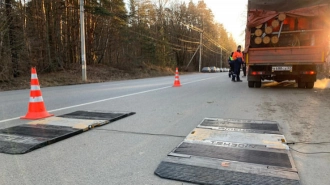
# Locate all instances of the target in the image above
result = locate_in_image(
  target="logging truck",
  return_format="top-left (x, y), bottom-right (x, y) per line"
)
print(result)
top-left (245, 0), bottom-right (330, 88)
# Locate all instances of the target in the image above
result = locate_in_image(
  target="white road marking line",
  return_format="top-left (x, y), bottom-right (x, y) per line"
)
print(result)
top-left (0, 117), bottom-right (21, 123)
top-left (0, 76), bottom-right (217, 123)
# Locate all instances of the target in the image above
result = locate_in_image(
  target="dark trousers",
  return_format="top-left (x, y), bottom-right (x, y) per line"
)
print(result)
top-left (231, 71), bottom-right (241, 81)
top-left (229, 64), bottom-right (234, 76)
top-left (243, 66), bottom-right (246, 76)
top-left (232, 70), bottom-right (241, 81)
top-left (232, 60), bottom-right (242, 81)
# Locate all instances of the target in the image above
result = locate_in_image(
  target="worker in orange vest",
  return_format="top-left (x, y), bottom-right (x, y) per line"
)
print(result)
top-left (232, 45), bottom-right (244, 82)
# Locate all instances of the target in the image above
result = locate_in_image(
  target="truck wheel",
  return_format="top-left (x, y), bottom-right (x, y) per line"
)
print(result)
top-left (255, 81), bottom-right (262, 88)
top-left (298, 82), bottom-right (305, 88)
top-left (306, 82), bottom-right (314, 89)
top-left (248, 81), bottom-right (255, 88)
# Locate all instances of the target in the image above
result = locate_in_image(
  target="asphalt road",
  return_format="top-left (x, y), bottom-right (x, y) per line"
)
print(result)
top-left (0, 73), bottom-right (330, 185)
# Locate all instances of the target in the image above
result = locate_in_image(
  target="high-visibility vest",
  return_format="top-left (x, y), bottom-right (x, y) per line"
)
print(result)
top-left (233, 51), bottom-right (244, 61)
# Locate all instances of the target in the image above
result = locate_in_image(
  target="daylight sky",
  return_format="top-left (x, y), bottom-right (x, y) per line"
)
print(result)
top-left (191, 0), bottom-right (248, 45)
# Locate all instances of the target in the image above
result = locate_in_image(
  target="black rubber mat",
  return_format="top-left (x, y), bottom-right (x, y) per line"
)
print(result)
top-left (174, 142), bottom-right (292, 168)
top-left (201, 119), bottom-right (279, 131)
top-left (155, 161), bottom-right (300, 185)
top-left (0, 124), bottom-right (80, 139)
top-left (58, 111), bottom-right (135, 121)
top-left (0, 124), bottom-right (82, 154)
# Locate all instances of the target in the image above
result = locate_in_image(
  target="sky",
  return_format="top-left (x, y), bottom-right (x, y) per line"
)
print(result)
top-left (190, 0), bottom-right (248, 45)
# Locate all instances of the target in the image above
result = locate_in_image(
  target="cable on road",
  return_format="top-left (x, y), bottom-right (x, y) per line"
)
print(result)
top-left (94, 128), bottom-right (186, 138)
top-left (287, 142), bottom-right (330, 145)
top-left (289, 147), bottom-right (330, 155)
top-left (286, 142), bottom-right (330, 154)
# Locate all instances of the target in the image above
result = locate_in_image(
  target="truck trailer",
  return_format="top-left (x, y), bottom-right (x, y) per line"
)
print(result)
top-left (245, 0), bottom-right (330, 88)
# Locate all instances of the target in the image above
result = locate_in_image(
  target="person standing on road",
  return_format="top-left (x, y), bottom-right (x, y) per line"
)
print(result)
top-left (232, 45), bottom-right (244, 82)
top-left (228, 52), bottom-right (234, 78)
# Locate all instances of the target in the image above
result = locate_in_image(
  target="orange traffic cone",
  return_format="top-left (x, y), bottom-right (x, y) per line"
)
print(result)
top-left (21, 67), bottom-right (54, 120)
top-left (173, 67), bottom-right (181, 87)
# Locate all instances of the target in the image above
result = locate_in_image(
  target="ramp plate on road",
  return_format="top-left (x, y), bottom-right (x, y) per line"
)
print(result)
top-left (155, 118), bottom-right (300, 184)
top-left (58, 111), bottom-right (135, 122)
top-left (155, 157), bottom-right (300, 185)
top-left (0, 124), bottom-right (82, 154)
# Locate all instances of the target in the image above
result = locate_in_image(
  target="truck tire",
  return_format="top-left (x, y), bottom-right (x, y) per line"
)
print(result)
top-left (298, 82), bottom-right (305, 88)
top-left (255, 81), bottom-right (262, 88)
top-left (306, 82), bottom-right (314, 89)
top-left (248, 81), bottom-right (255, 88)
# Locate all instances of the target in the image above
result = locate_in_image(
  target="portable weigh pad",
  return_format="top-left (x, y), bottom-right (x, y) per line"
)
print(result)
top-left (186, 128), bottom-right (288, 150)
top-left (0, 124), bottom-right (82, 154)
top-left (198, 118), bottom-right (281, 134)
top-left (155, 118), bottom-right (300, 184)
top-left (172, 142), bottom-right (292, 168)
top-left (58, 111), bottom-right (135, 122)
top-left (1, 111), bottom-right (135, 154)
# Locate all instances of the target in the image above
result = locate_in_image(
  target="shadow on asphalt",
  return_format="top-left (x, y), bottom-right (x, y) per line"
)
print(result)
top-left (262, 81), bottom-right (297, 89)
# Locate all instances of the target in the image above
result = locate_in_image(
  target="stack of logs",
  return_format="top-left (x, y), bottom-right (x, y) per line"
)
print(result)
top-left (254, 13), bottom-right (286, 45)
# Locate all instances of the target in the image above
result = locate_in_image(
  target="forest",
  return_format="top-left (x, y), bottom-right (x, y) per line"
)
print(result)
top-left (0, 0), bottom-right (237, 81)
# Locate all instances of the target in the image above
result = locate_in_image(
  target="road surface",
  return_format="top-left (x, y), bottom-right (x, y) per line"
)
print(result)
top-left (0, 73), bottom-right (329, 185)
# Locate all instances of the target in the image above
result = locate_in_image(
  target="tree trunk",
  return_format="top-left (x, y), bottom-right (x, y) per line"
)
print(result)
top-left (5, 0), bottom-right (19, 77)
top-left (42, 0), bottom-right (52, 71)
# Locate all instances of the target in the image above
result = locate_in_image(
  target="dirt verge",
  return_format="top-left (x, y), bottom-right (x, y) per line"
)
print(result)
top-left (0, 64), bottom-right (178, 91)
